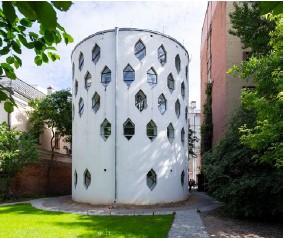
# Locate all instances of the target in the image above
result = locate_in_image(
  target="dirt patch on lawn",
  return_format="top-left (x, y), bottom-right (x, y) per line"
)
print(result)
top-left (200, 207), bottom-right (283, 238)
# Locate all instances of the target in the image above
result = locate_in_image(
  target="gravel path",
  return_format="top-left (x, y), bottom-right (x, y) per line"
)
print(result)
top-left (29, 189), bottom-right (221, 237)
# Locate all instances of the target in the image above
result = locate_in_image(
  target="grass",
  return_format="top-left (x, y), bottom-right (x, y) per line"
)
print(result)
top-left (0, 203), bottom-right (174, 238)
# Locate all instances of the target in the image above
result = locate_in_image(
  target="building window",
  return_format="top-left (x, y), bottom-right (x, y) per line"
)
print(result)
top-left (167, 73), bottom-right (175, 93)
top-left (101, 119), bottom-right (111, 140)
top-left (175, 54), bottom-right (181, 74)
top-left (181, 170), bottom-right (185, 187)
top-left (185, 106), bottom-right (188, 121)
top-left (55, 131), bottom-right (60, 149)
top-left (74, 170), bottom-right (78, 188)
top-left (146, 169), bottom-right (157, 191)
top-left (146, 120), bottom-right (157, 141)
top-left (158, 93), bottom-right (167, 114)
top-left (181, 127), bottom-right (185, 145)
top-left (84, 169), bottom-right (91, 189)
top-left (147, 67), bottom-right (157, 86)
top-left (74, 80), bottom-right (78, 96)
top-left (92, 44), bottom-right (100, 64)
top-left (243, 51), bottom-right (250, 61)
top-left (185, 65), bottom-right (188, 82)
top-left (167, 123), bottom-right (174, 143)
top-left (92, 92), bottom-right (100, 113)
top-left (158, 45), bottom-right (167, 66)
top-left (85, 71), bottom-right (92, 90)
top-left (181, 82), bottom-right (185, 99)
top-left (78, 97), bottom-right (84, 117)
top-left (175, 99), bottom-right (180, 118)
top-left (123, 119), bottom-right (135, 140)
top-left (101, 66), bottom-right (111, 86)
top-left (79, 52), bottom-right (84, 71)
top-left (135, 90), bottom-right (147, 112)
top-left (123, 64), bottom-right (135, 86)
top-left (134, 40), bottom-right (146, 61)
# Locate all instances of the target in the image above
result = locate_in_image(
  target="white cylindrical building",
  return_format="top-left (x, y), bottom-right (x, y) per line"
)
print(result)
top-left (71, 28), bottom-right (189, 205)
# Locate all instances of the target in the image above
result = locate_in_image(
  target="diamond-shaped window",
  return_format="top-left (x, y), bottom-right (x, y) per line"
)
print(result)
top-left (158, 45), bottom-right (167, 66)
top-left (101, 66), bottom-right (111, 87)
top-left (85, 71), bottom-right (92, 90)
top-left (84, 169), bottom-right (91, 189)
top-left (123, 64), bottom-right (135, 86)
top-left (135, 90), bottom-right (147, 112)
top-left (167, 123), bottom-right (175, 143)
top-left (158, 94), bottom-right (167, 114)
top-left (78, 98), bottom-right (84, 117)
top-left (146, 120), bottom-right (157, 141)
top-left (175, 99), bottom-right (181, 118)
top-left (175, 54), bottom-right (181, 74)
top-left (92, 44), bottom-right (100, 64)
top-left (123, 119), bottom-right (135, 140)
top-left (101, 119), bottom-right (111, 140)
top-left (135, 40), bottom-right (146, 61)
top-left (92, 92), bottom-right (100, 113)
top-left (79, 52), bottom-right (84, 71)
top-left (147, 67), bottom-right (157, 86)
top-left (146, 169), bottom-right (157, 191)
top-left (167, 73), bottom-right (175, 93)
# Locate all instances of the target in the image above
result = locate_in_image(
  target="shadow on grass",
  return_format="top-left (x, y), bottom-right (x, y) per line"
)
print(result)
top-left (0, 203), bottom-right (174, 238)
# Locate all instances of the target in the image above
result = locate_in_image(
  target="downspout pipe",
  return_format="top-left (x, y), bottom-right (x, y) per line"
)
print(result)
top-left (114, 27), bottom-right (119, 201)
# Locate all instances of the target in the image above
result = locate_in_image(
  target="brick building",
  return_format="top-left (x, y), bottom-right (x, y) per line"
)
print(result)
top-left (200, 1), bottom-right (253, 145)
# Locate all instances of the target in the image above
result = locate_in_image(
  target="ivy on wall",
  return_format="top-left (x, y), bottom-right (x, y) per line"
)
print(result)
top-left (201, 82), bottom-right (213, 155)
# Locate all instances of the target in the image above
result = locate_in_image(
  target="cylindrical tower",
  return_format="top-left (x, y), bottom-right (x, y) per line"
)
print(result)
top-left (71, 28), bottom-right (189, 205)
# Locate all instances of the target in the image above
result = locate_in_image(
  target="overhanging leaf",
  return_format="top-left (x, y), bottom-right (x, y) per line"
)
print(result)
top-left (51, 1), bottom-right (72, 11)
top-left (2, 1), bottom-right (17, 24)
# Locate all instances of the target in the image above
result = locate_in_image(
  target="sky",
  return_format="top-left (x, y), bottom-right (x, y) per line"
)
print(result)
top-left (15, 1), bottom-right (208, 109)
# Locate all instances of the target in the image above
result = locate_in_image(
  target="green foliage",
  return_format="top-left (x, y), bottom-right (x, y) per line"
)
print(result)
top-left (201, 82), bottom-right (213, 154)
top-left (0, 122), bottom-right (39, 191)
top-left (229, 2), bottom-right (276, 54)
top-left (229, 14), bottom-right (283, 168)
top-left (188, 127), bottom-right (198, 156)
top-left (260, 1), bottom-right (283, 15)
top-left (203, 107), bottom-right (283, 219)
top-left (0, 204), bottom-right (174, 238)
top-left (0, 1), bottom-right (73, 112)
top-left (28, 89), bottom-right (72, 142)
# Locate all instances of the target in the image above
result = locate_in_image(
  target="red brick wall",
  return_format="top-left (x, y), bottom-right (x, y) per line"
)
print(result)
top-left (201, 2), bottom-right (227, 145)
top-left (210, 2), bottom-right (227, 144)
top-left (11, 158), bottom-right (71, 196)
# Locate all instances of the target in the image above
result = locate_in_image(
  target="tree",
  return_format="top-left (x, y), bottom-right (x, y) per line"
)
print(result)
top-left (203, 106), bottom-right (282, 219)
top-left (228, 2), bottom-right (276, 55)
top-left (28, 89), bottom-right (72, 194)
top-left (0, 1), bottom-right (73, 112)
top-left (228, 13), bottom-right (283, 168)
top-left (0, 122), bottom-right (39, 199)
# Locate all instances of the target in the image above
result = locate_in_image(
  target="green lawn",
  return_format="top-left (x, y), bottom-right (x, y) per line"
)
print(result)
top-left (0, 203), bottom-right (174, 238)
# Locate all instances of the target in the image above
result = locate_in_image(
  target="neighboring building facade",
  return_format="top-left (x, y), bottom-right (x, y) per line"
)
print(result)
top-left (0, 77), bottom-right (71, 154)
top-left (0, 77), bottom-right (72, 196)
top-left (72, 28), bottom-right (189, 205)
top-left (200, 1), bottom-right (253, 145)
top-left (188, 101), bottom-right (201, 182)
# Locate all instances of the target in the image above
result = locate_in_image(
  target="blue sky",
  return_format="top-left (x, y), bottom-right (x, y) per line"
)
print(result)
top-left (15, 1), bottom-right (208, 109)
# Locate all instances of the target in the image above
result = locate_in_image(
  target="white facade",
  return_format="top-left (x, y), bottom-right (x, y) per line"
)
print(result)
top-left (71, 28), bottom-right (189, 205)
top-left (188, 101), bottom-right (201, 181)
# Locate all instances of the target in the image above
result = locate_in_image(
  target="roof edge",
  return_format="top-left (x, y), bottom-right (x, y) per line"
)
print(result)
top-left (71, 28), bottom-right (189, 61)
